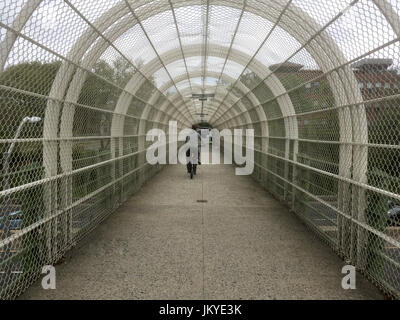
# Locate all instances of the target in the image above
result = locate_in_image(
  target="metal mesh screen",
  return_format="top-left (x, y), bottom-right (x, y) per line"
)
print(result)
top-left (0, 0), bottom-right (400, 299)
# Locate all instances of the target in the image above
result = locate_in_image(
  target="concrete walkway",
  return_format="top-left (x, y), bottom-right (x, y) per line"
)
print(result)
top-left (22, 164), bottom-right (382, 299)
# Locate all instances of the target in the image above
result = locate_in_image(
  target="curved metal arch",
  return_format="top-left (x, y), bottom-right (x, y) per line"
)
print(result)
top-left (0, 0), bottom-right (42, 71)
top-left (0, 0), bottom-right (399, 297)
top-left (133, 41), bottom-right (294, 184)
top-left (166, 83), bottom-right (248, 123)
top-left (76, 0), bottom-right (364, 133)
top-left (27, 0), bottom-right (355, 136)
top-left (172, 88), bottom-right (262, 133)
top-left (4, 0), bottom-right (395, 226)
top-left (212, 8), bottom-right (350, 124)
top-left (5, 0), bottom-right (354, 144)
top-left (193, 3), bottom-right (369, 248)
top-left (267, 2), bottom-right (369, 256)
top-left (1, 0), bottom-right (377, 173)
top-left (159, 70), bottom-right (264, 123)
top-left (2, 1), bottom-right (396, 121)
top-left (1, 0), bottom-right (371, 190)
top-left (131, 44), bottom-right (293, 128)
top-left (121, 0), bottom-right (383, 264)
top-left (41, 0), bottom-right (193, 154)
top-left (142, 1), bottom-right (370, 201)
top-left (168, 85), bottom-right (252, 127)
top-left (168, 92), bottom-right (264, 133)
top-left (36, 1), bottom-right (188, 229)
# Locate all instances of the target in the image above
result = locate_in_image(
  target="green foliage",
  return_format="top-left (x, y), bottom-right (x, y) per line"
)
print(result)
top-left (74, 57), bottom-right (154, 135)
top-left (0, 57), bottom-right (156, 287)
top-left (239, 72), bottom-right (263, 90)
top-left (368, 103), bottom-right (400, 178)
top-left (78, 57), bottom-right (137, 109)
top-left (0, 60), bottom-right (61, 95)
top-left (364, 102), bottom-right (400, 277)
top-left (0, 61), bottom-right (61, 140)
top-left (0, 57), bottom-right (152, 211)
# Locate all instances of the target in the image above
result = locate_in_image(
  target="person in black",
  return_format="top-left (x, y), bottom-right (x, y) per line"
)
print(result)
top-left (186, 126), bottom-right (201, 178)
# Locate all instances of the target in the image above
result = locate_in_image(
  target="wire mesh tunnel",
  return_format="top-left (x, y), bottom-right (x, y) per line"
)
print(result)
top-left (0, 0), bottom-right (400, 299)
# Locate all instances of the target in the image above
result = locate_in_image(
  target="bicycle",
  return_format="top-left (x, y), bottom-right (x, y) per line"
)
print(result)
top-left (187, 162), bottom-right (197, 179)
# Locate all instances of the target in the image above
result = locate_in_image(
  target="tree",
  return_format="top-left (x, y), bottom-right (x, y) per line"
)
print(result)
top-left (0, 61), bottom-right (61, 140)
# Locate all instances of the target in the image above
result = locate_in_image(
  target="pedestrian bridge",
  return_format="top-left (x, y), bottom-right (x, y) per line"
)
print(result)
top-left (0, 0), bottom-right (400, 299)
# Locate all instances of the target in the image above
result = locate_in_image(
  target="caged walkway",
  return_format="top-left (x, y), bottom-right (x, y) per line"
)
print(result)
top-left (21, 163), bottom-right (382, 300)
top-left (2, 0), bottom-right (400, 300)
